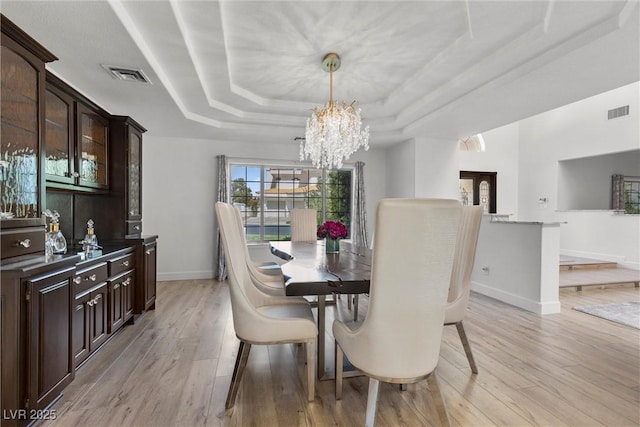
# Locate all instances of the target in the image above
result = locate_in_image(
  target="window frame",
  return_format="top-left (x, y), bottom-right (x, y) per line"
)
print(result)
top-left (227, 158), bottom-right (355, 242)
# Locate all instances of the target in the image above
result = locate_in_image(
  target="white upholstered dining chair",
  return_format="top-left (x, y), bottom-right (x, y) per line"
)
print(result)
top-left (215, 202), bottom-right (317, 408)
top-left (445, 205), bottom-right (483, 374)
top-left (230, 204), bottom-right (286, 296)
top-left (290, 208), bottom-right (318, 241)
top-left (333, 198), bottom-right (462, 427)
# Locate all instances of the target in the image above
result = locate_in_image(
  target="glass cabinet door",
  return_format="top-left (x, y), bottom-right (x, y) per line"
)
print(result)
top-left (77, 104), bottom-right (108, 189)
top-left (0, 45), bottom-right (40, 218)
top-left (127, 129), bottom-right (142, 220)
top-left (45, 87), bottom-right (74, 184)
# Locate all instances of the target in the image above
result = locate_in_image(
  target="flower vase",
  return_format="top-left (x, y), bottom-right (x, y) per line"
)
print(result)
top-left (325, 238), bottom-right (340, 254)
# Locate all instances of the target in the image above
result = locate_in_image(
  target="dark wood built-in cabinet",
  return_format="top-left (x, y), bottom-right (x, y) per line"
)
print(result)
top-left (1, 15), bottom-right (158, 425)
top-left (44, 84), bottom-right (75, 186)
top-left (45, 73), bottom-right (111, 192)
top-left (27, 266), bottom-right (76, 410)
top-left (141, 239), bottom-right (157, 312)
top-left (109, 116), bottom-right (146, 238)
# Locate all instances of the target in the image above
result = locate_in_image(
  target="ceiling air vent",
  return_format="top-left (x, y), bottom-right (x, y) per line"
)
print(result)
top-left (608, 105), bottom-right (629, 120)
top-left (103, 65), bottom-right (151, 84)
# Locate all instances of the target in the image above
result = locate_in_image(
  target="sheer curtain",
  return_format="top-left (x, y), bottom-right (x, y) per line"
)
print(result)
top-left (611, 174), bottom-right (625, 211)
top-left (216, 155), bottom-right (228, 280)
top-left (352, 161), bottom-right (369, 248)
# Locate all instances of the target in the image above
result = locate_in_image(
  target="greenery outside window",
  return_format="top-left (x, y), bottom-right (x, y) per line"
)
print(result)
top-left (229, 162), bottom-right (352, 241)
top-left (624, 177), bottom-right (640, 214)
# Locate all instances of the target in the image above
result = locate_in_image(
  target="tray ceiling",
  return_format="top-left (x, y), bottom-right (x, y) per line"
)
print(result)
top-left (2, 1), bottom-right (638, 147)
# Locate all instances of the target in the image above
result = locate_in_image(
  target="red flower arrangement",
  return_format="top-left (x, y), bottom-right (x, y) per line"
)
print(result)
top-left (317, 220), bottom-right (348, 240)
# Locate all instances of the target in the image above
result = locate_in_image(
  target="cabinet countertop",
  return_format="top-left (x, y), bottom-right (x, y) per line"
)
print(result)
top-left (1, 243), bottom-right (133, 276)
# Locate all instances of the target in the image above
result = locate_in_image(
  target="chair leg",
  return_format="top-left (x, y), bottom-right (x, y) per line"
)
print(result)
top-left (455, 321), bottom-right (478, 374)
top-left (335, 341), bottom-right (344, 400)
top-left (365, 378), bottom-right (380, 427)
top-left (225, 341), bottom-right (251, 409)
top-left (306, 339), bottom-right (316, 402)
top-left (353, 295), bottom-right (359, 322)
top-left (427, 373), bottom-right (450, 427)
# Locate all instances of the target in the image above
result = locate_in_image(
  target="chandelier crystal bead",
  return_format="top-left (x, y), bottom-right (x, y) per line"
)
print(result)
top-left (300, 53), bottom-right (369, 169)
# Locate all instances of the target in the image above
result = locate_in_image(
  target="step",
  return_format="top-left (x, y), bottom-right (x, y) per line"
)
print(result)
top-left (559, 255), bottom-right (618, 271)
top-left (559, 267), bottom-right (640, 288)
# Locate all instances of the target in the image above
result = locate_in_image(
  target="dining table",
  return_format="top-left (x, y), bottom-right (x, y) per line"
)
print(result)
top-left (270, 240), bottom-right (371, 380)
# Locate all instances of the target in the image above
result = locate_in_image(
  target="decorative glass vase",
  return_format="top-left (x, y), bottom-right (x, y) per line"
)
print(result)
top-left (325, 238), bottom-right (340, 254)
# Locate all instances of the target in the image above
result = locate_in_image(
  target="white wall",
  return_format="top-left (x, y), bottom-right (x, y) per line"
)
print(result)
top-left (414, 137), bottom-right (459, 199)
top-left (142, 137), bottom-right (387, 281)
top-left (518, 81), bottom-right (640, 222)
top-left (384, 139), bottom-right (415, 198)
top-left (517, 81), bottom-right (640, 267)
top-left (385, 137), bottom-right (460, 199)
top-left (558, 150), bottom-right (640, 210)
top-left (558, 211), bottom-right (640, 269)
top-left (459, 123), bottom-right (520, 216)
top-left (470, 217), bottom-right (561, 315)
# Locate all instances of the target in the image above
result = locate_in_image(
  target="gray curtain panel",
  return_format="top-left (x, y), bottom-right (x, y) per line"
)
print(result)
top-left (611, 174), bottom-right (625, 211)
top-left (216, 155), bottom-right (228, 280)
top-left (352, 161), bottom-right (369, 248)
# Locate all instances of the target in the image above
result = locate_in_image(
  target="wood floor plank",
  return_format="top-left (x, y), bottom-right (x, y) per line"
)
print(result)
top-left (174, 358), bottom-right (219, 426)
top-left (35, 279), bottom-right (639, 427)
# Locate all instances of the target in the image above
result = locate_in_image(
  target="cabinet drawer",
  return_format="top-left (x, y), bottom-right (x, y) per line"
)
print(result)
top-left (109, 253), bottom-right (135, 276)
top-left (73, 262), bottom-right (108, 294)
top-left (0, 227), bottom-right (45, 259)
top-left (126, 220), bottom-right (142, 236)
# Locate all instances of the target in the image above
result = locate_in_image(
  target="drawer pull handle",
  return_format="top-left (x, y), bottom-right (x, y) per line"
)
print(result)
top-left (88, 274), bottom-right (97, 281)
top-left (94, 294), bottom-right (101, 301)
top-left (17, 239), bottom-right (31, 248)
top-left (72, 172), bottom-right (80, 178)
top-left (134, 225), bottom-right (141, 231)
top-left (145, 250), bottom-right (151, 255)
top-left (75, 304), bottom-right (84, 311)
top-left (87, 300), bottom-right (94, 307)
top-left (125, 278), bottom-right (132, 285)
top-left (122, 261), bottom-right (130, 267)
top-left (113, 283), bottom-right (121, 290)
top-left (73, 277), bottom-right (82, 284)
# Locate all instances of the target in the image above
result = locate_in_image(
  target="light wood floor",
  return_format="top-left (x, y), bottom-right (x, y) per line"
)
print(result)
top-left (39, 280), bottom-right (640, 427)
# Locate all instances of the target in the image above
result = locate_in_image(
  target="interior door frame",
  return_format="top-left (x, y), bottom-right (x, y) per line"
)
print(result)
top-left (460, 171), bottom-right (497, 213)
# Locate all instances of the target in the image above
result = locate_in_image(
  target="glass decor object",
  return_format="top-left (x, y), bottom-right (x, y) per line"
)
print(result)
top-left (325, 237), bottom-right (340, 254)
top-left (82, 218), bottom-right (99, 253)
top-left (44, 209), bottom-right (67, 254)
top-left (300, 53), bottom-right (369, 169)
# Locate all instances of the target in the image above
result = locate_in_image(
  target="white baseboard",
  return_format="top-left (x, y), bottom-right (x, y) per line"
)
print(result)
top-left (560, 249), bottom-right (626, 264)
top-left (157, 271), bottom-right (214, 281)
top-left (471, 281), bottom-right (561, 315)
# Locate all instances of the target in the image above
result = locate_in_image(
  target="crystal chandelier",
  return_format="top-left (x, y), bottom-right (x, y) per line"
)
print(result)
top-left (300, 53), bottom-right (369, 169)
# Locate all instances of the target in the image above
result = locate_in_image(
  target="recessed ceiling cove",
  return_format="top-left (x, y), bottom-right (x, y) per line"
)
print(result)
top-left (1, 0), bottom-right (638, 146)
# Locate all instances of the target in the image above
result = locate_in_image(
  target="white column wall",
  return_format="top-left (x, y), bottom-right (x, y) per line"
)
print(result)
top-left (384, 139), bottom-right (415, 198)
top-left (414, 137), bottom-right (460, 199)
top-left (385, 137), bottom-right (460, 200)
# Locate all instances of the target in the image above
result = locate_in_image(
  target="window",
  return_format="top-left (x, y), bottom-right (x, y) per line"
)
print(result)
top-left (624, 177), bottom-right (640, 214)
top-left (612, 174), bottom-right (640, 214)
top-left (229, 162), bottom-right (353, 241)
